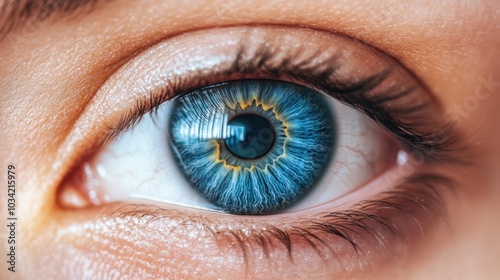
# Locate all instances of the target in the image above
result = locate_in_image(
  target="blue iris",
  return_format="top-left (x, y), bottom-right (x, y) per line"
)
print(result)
top-left (169, 80), bottom-right (335, 214)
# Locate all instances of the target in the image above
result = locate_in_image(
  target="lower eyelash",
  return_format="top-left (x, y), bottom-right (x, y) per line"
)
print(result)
top-left (107, 172), bottom-right (454, 272)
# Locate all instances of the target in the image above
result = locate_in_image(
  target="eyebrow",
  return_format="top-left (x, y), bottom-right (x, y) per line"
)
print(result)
top-left (0, 0), bottom-right (99, 38)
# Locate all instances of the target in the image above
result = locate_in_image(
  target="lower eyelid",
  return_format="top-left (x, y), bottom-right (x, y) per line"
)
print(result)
top-left (50, 172), bottom-right (453, 278)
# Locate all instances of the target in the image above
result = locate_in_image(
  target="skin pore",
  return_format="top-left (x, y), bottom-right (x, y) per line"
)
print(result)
top-left (1, 0), bottom-right (499, 279)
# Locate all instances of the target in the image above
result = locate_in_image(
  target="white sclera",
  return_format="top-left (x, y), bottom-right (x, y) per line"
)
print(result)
top-left (84, 94), bottom-right (391, 213)
top-left (86, 100), bottom-right (213, 209)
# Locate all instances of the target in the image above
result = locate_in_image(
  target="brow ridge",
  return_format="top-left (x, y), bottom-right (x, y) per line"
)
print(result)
top-left (0, 0), bottom-right (100, 39)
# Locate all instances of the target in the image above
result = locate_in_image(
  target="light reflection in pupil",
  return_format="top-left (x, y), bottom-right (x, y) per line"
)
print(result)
top-left (224, 114), bottom-right (275, 159)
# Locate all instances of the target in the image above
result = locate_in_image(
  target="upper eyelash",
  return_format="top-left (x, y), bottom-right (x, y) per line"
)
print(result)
top-left (228, 43), bottom-right (466, 164)
top-left (103, 36), bottom-right (465, 164)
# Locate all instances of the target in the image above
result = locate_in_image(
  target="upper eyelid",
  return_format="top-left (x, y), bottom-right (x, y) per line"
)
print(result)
top-left (110, 36), bottom-right (456, 161)
top-left (56, 26), bottom-right (463, 178)
top-left (112, 31), bottom-right (396, 131)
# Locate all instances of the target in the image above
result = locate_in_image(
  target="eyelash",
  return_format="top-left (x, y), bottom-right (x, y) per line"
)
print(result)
top-left (106, 40), bottom-right (461, 164)
top-left (89, 36), bottom-right (465, 265)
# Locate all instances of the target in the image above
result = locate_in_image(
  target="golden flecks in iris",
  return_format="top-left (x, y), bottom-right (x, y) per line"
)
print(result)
top-left (212, 94), bottom-right (291, 174)
top-left (212, 141), bottom-right (242, 172)
top-left (237, 90), bottom-right (277, 111)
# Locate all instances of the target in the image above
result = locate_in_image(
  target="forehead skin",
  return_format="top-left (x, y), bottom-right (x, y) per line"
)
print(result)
top-left (0, 0), bottom-right (499, 279)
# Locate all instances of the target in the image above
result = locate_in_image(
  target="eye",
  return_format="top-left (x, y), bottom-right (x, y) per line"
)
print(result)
top-left (61, 79), bottom-right (394, 214)
top-left (57, 26), bottom-right (460, 268)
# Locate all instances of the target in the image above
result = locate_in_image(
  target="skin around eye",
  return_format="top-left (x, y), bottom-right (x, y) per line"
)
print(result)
top-left (47, 25), bottom-right (463, 278)
top-left (59, 79), bottom-right (395, 214)
top-left (0, 0), bottom-right (498, 279)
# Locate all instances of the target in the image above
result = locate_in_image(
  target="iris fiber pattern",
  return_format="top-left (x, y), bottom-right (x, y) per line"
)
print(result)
top-left (169, 80), bottom-right (335, 214)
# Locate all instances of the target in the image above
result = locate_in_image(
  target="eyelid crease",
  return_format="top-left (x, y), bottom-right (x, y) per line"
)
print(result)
top-left (94, 172), bottom-right (454, 274)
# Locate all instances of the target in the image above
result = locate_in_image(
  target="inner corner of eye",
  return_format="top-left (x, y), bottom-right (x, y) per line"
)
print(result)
top-left (57, 79), bottom-right (399, 215)
top-left (56, 162), bottom-right (95, 210)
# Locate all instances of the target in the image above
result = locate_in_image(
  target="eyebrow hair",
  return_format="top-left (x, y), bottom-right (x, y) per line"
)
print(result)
top-left (0, 0), bottom-right (99, 38)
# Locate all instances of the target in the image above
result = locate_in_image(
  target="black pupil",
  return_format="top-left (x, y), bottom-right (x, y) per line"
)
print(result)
top-left (224, 114), bottom-right (275, 159)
